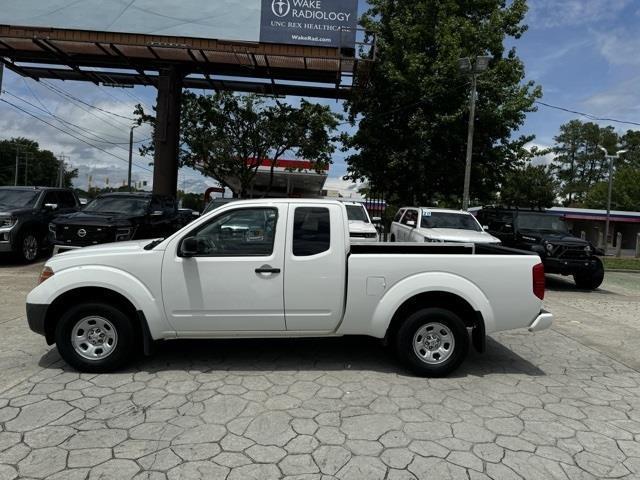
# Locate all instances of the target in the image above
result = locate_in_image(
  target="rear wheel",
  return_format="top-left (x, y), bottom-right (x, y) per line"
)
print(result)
top-left (573, 257), bottom-right (604, 290)
top-left (395, 307), bottom-right (469, 377)
top-left (55, 302), bottom-right (136, 373)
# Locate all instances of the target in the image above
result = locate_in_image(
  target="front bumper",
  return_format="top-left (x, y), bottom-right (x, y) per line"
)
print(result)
top-left (26, 303), bottom-right (48, 337)
top-left (544, 257), bottom-right (599, 275)
top-left (528, 309), bottom-right (553, 332)
top-left (0, 226), bottom-right (15, 252)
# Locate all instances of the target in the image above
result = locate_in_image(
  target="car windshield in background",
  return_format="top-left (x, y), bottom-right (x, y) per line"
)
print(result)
top-left (346, 205), bottom-right (370, 223)
top-left (420, 212), bottom-right (482, 231)
top-left (84, 197), bottom-right (150, 216)
top-left (0, 189), bottom-right (40, 208)
top-left (517, 213), bottom-right (568, 232)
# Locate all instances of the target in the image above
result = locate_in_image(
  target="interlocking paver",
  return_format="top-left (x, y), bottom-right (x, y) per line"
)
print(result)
top-left (3, 266), bottom-right (640, 479)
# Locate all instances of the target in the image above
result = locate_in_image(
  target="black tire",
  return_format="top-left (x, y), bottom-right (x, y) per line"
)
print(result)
top-left (390, 234), bottom-right (396, 242)
top-left (573, 257), bottom-right (604, 290)
top-left (16, 230), bottom-right (40, 263)
top-left (395, 307), bottom-right (469, 377)
top-left (55, 302), bottom-right (136, 373)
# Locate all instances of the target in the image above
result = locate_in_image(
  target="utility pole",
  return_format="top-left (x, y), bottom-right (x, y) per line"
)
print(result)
top-left (57, 155), bottom-right (68, 187)
top-left (458, 56), bottom-right (492, 210)
top-left (597, 145), bottom-right (627, 256)
top-left (14, 143), bottom-right (20, 186)
top-left (128, 125), bottom-right (138, 192)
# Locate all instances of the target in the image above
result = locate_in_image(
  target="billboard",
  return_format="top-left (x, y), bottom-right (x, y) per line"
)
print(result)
top-left (0, 0), bottom-right (358, 48)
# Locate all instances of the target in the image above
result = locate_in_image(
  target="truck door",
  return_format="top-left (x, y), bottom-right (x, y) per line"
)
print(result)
top-left (161, 204), bottom-right (287, 333)
top-left (284, 203), bottom-right (346, 331)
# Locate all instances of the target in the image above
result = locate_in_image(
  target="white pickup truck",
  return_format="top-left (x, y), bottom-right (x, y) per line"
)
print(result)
top-left (26, 199), bottom-right (552, 376)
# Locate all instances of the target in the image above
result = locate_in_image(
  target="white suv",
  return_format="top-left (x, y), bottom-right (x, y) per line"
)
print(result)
top-left (342, 201), bottom-right (379, 242)
top-left (390, 207), bottom-right (501, 244)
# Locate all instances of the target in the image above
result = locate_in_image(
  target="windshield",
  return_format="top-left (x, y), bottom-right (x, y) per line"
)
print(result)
top-left (517, 213), bottom-right (568, 232)
top-left (346, 205), bottom-right (370, 223)
top-left (0, 189), bottom-right (40, 208)
top-left (420, 211), bottom-right (482, 232)
top-left (84, 197), bottom-right (150, 216)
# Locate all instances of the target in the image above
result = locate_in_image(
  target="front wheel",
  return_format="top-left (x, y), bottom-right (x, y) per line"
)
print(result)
top-left (55, 303), bottom-right (136, 373)
top-left (17, 230), bottom-right (40, 263)
top-left (395, 307), bottom-right (469, 377)
top-left (573, 257), bottom-right (604, 290)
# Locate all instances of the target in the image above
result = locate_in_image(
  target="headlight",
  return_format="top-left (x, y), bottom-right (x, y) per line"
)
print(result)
top-left (545, 242), bottom-right (554, 252)
top-left (0, 216), bottom-right (17, 228)
top-left (38, 266), bottom-right (54, 284)
top-left (115, 228), bottom-right (132, 242)
top-left (584, 245), bottom-right (592, 254)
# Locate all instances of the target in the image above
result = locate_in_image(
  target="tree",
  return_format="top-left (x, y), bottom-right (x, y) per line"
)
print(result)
top-left (620, 130), bottom-right (640, 170)
top-left (551, 120), bottom-right (618, 205)
top-left (135, 92), bottom-right (340, 198)
top-left (342, 0), bottom-right (542, 207)
top-left (0, 138), bottom-right (77, 187)
top-left (500, 164), bottom-right (557, 208)
top-left (584, 165), bottom-right (640, 212)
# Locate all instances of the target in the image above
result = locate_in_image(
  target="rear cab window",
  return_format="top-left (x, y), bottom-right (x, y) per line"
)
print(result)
top-left (292, 207), bottom-right (331, 256)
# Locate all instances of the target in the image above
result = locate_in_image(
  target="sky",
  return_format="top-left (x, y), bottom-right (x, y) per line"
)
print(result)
top-left (1, 0), bottom-right (639, 195)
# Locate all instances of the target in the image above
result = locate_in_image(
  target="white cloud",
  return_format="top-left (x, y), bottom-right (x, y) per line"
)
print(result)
top-left (526, 142), bottom-right (555, 166)
top-left (581, 75), bottom-right (640, 120)
top-left (527, 0), bottom-right (631, 28)
top-left (595, 28), bottom-right (640, 66)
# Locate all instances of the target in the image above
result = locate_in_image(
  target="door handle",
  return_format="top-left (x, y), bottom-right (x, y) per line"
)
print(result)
top-left (255, 266), bottom-right (281, 274)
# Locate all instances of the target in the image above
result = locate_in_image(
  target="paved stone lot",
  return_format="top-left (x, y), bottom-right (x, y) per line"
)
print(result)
top-left (1, 259), bottom-right (640, 479)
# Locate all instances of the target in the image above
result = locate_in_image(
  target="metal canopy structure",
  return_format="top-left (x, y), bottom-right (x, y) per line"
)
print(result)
top-left (0, 24), bottom-right (375, 195)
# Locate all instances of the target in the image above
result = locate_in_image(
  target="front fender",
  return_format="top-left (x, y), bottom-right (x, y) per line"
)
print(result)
top-left (26, 265), bottom-right (174, 340)
top-left (369, 271), bottom-right (495, 338)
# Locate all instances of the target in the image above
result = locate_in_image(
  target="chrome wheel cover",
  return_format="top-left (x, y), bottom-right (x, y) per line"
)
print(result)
top-left (71, 316), bottom-right (118, 361)
top-left (22, 235), bottom-right (38, 261)
top-left (413, 322), bottom-right (455, 365)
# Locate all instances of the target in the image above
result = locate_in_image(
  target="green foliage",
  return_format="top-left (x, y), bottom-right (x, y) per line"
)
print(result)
top-left (178, 192), bottom-right (204, 211)
top-left (584, 165), bottom-right (640, 212)
top-left (500, 164), bottom-right (558, 208)
top-left (343, 0), bottom-right (541, 206)
top-left (551, 120), bottom-right (618, 205)
top-left (0, 138), bottom-right (77, 187)
top-left (135, 92), bottom-right (340, 198)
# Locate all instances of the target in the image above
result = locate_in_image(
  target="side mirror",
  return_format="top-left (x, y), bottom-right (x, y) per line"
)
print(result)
top-left (372, 216), bottom-right (382, 223)
top-left (44, 203), bottom-right (58, 211)
top-left (406, 220), bottom-right (416, 228)
top-left (181, 237), bottom-right (199, 257)
top-left (151, 210), bottom-right (163, 217)
top-left (483, 225), bottom-right (490, 231)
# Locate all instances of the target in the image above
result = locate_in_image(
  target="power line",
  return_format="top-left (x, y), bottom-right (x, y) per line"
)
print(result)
top-left (3, 89), bottom-right (151, 146)
top-left (41, 80), bottom-right (135, 121)
top-left (0, 97), bottom-right (153, 173)
top-left (535, 101), bottom-right (640, 127)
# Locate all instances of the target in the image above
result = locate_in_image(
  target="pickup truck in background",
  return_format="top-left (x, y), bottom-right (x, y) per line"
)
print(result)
top-left (342, 200), bottom-right (379, 242)
top-left (0, 186), bottom-right (80, 262)
top-left (26, 199), bottom-right (552, 376)
top-left (49, 192), bottom-right (180, 254)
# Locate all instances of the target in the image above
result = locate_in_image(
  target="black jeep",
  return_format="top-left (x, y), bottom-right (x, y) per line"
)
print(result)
top-left (0, 186), bottom-right (80, 262)
top-left (476, 207), bottom-right (605, 290)
top-left (50, 192), bottom-right (180, 253)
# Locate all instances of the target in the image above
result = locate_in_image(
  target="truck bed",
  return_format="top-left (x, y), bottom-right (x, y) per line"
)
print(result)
top-left (350, 242), bottom-right (534, 256)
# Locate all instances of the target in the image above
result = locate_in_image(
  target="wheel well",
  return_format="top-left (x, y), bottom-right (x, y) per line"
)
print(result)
top-left (44, 287), bottom-right (139, 345)
top-left (386, 291), bottom-right (484, 342)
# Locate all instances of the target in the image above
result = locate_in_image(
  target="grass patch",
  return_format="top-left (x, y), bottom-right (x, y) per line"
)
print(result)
top-left (602, 257), bottom-right (640, 271)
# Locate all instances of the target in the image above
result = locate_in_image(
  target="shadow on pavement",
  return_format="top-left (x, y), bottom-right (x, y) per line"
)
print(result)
top-left (545, 274), bottom-right (615, 295)
top-left (39, 335), bottom-right (544, 377)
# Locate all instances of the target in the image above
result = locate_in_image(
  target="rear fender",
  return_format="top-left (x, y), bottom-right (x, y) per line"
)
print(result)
top-left (370, 272), bottom-right (495, 338)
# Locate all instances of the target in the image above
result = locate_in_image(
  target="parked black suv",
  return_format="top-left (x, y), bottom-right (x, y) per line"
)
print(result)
top-left (476, 207), bottom-right (605, 290)
top-left (50, 192), bottom-right (180, 253)
top-left (0, 186), bottom-right (80, 262)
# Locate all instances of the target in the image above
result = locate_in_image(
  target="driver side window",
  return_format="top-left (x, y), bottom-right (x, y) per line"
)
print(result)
top-left (187, 207), bottom-right (278, 257)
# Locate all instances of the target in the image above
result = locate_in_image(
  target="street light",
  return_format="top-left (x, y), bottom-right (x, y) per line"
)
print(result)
top-left (459, 55), bottom-right (492, 210)
top-left (128, 125), bottom-right (139, 191)
top-left (597, 145), bottom-right (627, 255)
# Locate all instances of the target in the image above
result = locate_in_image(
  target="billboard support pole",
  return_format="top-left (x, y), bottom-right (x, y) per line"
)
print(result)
top-left (153, 67), bottom-right (183, 197)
